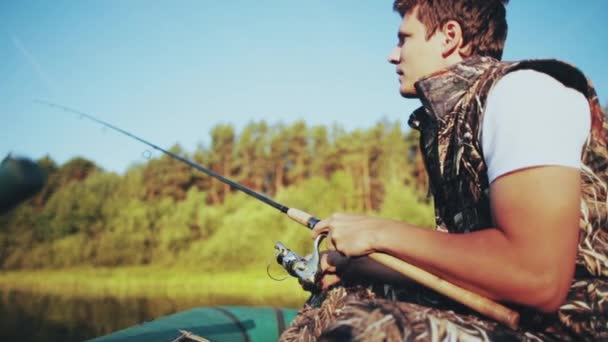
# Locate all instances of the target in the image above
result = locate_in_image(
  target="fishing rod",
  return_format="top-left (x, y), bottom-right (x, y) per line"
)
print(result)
top-left (36, 100), bottom-right (520, 330)
top-left (34, 99), bottom-right (319, 228)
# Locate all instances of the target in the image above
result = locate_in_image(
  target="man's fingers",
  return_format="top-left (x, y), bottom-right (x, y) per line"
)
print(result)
top-left (311, 218), bottom-right (331, 239)
top-left (320, 273), bottom-right (341, 290)
top-left (320, 252), bottom-right (337, 272)
top-left (326, 251), bottom-right (349, 272)
top-left (327, 232), bottom-right (338, 251)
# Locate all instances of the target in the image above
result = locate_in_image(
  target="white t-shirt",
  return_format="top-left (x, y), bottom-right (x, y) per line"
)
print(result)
top-left (481, 70), bottom-right (591, 184)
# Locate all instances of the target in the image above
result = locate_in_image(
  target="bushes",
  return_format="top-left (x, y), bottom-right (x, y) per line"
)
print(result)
top-left (0, 172), bottom-right (434, 270)
top-left (378, 179), bottom-right (435, 228)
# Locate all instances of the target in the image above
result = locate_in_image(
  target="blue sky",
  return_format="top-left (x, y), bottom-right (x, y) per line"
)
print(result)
top-left (1, 1), bottom-right (607, 174)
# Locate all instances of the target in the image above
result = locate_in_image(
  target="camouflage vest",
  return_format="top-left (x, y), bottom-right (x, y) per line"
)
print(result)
top-left (408, 56), bottom-right (608, 338)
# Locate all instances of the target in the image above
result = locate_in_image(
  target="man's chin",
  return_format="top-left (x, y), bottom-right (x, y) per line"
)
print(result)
top-left (399, 88), bottom-right (418, 99)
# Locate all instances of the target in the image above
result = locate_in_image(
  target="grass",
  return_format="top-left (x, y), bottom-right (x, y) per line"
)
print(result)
top-left (0, 266), bottom-right (309, 309)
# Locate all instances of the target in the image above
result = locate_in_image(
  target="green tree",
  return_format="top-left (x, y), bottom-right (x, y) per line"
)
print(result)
top-left (141, 144), bottom-right (193, 201)
top-left (208, 124), bottom-right (236, 204)
top-left (32, 157), bottom-right (98, 207)
top-left (191, 143), bottom-right (213, 195)
top-left (268, 123), bottom-right (288, 195)
top-left (36, 154), bottom-right (58, 175)
top-left (335, 129), bottom-right (373, 212)
top-left (378, 179), bottom-right (435, 227)
top-left (38, 171), bottom-right (119, 241)
top-left (97, 197), bottom-right (157, 266)
top-left (285, 121), bottom-right (311, 186)
top-left (375, 120), bottom-right (408, 183)
top-left (309, 125), bottom-right (332, 178)
top-left (234, 121), bottom-right (270, 192)
top-left (403, 128), bottom-right (428, 199)
top-left (154, 187), bottom-right (209, 261)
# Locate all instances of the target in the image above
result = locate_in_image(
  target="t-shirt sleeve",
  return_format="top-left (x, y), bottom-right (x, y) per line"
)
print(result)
top-left (481, 69), bottom-right (591, 184)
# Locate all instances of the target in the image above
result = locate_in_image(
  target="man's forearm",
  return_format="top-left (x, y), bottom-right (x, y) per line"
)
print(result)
top-left (370, 220), bottom-right (574, 311)
top-left (339, 230), bottom-right (501, 300)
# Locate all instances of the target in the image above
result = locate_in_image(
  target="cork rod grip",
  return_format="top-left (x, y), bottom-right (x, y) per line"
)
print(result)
top-left (287, 208), bottom-right (316, 227)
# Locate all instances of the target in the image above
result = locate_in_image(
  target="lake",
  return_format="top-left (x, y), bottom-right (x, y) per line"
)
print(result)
top-left (0, 290), bottom-right (291, 342)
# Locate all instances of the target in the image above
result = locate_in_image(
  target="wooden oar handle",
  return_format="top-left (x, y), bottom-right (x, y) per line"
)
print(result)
top-left (368, 252), bottom-right (520, 330)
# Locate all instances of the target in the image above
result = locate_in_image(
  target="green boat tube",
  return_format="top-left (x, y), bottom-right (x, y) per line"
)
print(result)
top-left (88, 306), bottom-right (298, 342)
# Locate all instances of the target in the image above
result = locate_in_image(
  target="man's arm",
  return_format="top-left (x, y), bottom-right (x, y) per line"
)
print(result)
top-left (313, 165), bottom-right (581, 312)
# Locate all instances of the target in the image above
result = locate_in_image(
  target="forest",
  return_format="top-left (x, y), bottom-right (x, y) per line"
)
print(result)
top-left (0, 119), bottom-right (436, 271)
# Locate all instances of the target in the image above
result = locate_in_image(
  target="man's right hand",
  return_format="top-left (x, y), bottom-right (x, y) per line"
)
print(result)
top-left (300, 250), bottom-right (413, 292)
top-left (300, 250), bottom-right (350, 292)
top-left (319, 250), bottom-right (351, 290)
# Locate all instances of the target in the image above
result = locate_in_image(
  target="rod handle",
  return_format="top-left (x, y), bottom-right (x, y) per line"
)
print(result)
top-left (287, 208), bottom-right (320, 229)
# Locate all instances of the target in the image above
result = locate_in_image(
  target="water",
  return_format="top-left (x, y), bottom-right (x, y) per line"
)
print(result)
top-left (0, 290), bottom-right (228, 342)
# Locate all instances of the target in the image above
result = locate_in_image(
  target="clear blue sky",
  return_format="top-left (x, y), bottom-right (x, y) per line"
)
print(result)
top-left (1, 1), bottom-right (607, 174)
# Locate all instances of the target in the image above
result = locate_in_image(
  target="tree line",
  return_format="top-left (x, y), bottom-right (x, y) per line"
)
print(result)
top-left (0, 119), bottom-right (434, 270)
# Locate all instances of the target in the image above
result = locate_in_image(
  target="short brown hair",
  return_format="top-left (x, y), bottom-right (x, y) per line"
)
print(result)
top-left (393, 0), bottom-right (508, 60)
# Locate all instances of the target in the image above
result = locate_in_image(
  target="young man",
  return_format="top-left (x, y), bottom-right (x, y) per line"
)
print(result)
top-left (281, 0), bottom-right (607, 341)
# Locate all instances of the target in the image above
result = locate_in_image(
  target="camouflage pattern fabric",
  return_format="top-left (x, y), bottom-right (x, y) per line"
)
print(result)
top-left (411, 57), bottom-right (608, 339)
top-left (280, 57), bottom-right (608, 341)
top-left (281, 286), bottom-right (579, 341)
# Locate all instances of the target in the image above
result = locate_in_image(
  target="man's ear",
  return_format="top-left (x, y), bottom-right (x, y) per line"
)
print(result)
top-left (440, 20), bottom-right (466, 58)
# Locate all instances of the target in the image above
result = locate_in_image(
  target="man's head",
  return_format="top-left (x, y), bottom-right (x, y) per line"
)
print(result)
top-left (388, 0), bottom-right (508, 97)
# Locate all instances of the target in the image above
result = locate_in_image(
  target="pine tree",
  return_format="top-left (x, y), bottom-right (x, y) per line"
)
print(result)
top-left (208, 124), bottom-right (235, 203)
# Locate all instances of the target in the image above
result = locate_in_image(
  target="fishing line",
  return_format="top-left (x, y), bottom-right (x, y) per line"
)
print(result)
top-left (266, 254), bottom-right (289, 282)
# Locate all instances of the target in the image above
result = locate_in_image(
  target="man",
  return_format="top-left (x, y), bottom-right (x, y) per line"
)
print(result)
top-left (280, 0), bottom-right (608, 341)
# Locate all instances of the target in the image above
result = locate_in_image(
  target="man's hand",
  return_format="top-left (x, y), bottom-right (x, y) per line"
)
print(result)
top-left (300, 250), bottom-right (350, 292)
top-left (311, 213), bottom-right (387, 257)
top-left (318, 250), bottom-right (350, 290)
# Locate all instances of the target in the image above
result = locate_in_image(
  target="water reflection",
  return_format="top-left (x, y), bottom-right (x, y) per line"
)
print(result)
top-left (0, 290), bottom-right (296, 342)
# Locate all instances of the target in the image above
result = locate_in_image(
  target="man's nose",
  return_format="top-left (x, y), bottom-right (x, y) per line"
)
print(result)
top-left (387, 47), bottom-right (400, 64)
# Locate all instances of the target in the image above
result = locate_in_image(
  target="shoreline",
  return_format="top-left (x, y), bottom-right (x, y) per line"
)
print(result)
top-left (0, 266), bottom-right (308, 308)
